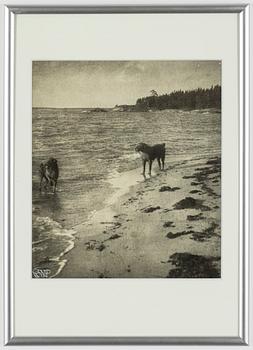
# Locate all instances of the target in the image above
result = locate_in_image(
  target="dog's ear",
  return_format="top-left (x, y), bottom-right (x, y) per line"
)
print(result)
top-left (162, 143), bottom-right (166, 147)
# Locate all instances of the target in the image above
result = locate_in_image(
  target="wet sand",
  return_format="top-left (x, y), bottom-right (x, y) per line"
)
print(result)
top-left (59, 156), bottom-right (221, 278)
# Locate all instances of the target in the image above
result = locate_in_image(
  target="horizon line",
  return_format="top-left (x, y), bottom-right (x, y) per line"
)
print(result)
top-left (32, 84), bottom-right (221, 110)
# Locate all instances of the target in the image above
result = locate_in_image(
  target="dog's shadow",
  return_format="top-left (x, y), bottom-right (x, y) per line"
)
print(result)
top-left (141, 173), bottom-right (156, 182)
top-left (142, 167), bottom-right (170, 181)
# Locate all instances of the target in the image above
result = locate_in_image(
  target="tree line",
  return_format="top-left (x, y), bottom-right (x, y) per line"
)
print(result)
top-left (135, 85), bottom-right (221, 111)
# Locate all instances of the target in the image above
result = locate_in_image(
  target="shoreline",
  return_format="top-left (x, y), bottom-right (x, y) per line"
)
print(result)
top-left (76, 167), bottom-right (145, 230)
top-left (58, 154), bottom-right (221, 278)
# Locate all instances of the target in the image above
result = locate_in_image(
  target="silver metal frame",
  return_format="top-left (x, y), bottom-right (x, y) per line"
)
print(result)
top-left (3, 3), bottom-right (250, 346)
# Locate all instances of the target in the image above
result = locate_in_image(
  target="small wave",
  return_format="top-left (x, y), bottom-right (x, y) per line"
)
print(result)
top-left (32, 216), bottom-right (76, 278)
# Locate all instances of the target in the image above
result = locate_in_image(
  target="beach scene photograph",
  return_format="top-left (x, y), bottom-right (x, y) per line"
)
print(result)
top-left (32, 60), bottom-right (221, 278)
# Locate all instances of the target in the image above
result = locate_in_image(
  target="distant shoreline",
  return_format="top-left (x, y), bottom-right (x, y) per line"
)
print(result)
top-left (32, 106), bottom-right (221, 113)
top-left (32, 85), bottom-right (221, 112)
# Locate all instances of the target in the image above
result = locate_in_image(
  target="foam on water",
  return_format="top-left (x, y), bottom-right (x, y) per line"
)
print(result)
top-left (32, 216), bottom-right (76, 278)
top-left (32, 108), bottom-right (221, 277)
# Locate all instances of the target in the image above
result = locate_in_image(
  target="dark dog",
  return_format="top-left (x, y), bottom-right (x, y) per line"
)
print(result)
top-left (39, 158), bottom-right (59, 193)
top-left (135, 143), bottom-right (165, 176)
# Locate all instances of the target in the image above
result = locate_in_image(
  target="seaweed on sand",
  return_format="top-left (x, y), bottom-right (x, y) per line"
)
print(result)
top-left (166, 222), bottom-right (219, 242)
top-left (85, 241), bottom-right (106, 252)
top-left (159, 186), bottom-right (180, 192)
top-left (189, 189), bottom-right (201, 194)
top-left (167, 252), bottom-right (220, 278)
top-left (166, 230), bottom-right (194, 239)
top-left (163, 221), bottom-right (175, 228)
top-left (141, 206), bottom-right (161, 213)
top-left (104, 233), bottom-right (122, 241)
top-left (173, 197), bottom-right (210, 211)
top-left (191, 222), bottom-right (219, 242)
top-left (187, 213), bottom-right (204, 221)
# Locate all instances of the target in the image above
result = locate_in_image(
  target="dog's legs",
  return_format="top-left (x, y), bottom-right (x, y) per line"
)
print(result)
top-left (39, 177), bottom-right (43, 192)
top-left (142, 160), bottom-right (147, 176)
top-left (49, 179), bottom-right (55, 193)
top-left (162, 156), bottom-right (165, 170)
top-left (40, 176), bottom-right (48, 191)
top-left (148, 160), bottom-right (153, 175)
top-left (53, 180), bottom-right (57, 193)
top-left (44, 177), bottom-right (49, 190)
top-left (157, 158), bottom-right (162, 170)
top-left (52, 180), bottom-right (55, 193)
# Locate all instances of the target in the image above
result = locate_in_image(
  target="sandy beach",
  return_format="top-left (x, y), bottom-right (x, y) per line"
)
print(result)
top-left (59, 155), bottom-right (221, 278)
top-left (32, 62), bottom-right (221, 279)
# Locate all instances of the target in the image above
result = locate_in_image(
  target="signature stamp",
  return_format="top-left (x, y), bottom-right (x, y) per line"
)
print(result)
top-left (32, 268), bottom-right (51, 278)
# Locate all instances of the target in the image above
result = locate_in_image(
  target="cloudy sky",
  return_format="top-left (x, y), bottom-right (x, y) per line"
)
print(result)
top-left (32, 61), bottom-right (221, 108)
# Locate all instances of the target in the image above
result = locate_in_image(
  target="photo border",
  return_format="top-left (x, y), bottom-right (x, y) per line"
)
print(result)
top-left (3, 3), bottom-right (250, 346)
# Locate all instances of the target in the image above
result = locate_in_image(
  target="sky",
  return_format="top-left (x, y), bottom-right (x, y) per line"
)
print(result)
top-left (32, 61), bottom-right (221, 108)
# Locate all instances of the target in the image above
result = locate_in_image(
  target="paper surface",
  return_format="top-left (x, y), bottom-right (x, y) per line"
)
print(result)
top-left (14, 12), bottom-right (239, 337)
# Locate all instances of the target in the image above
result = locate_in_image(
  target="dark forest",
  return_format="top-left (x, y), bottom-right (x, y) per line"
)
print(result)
top-left (135, 85), bottom-right (221, 111)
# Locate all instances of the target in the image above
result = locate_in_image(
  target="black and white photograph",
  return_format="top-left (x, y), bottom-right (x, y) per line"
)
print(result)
top-left (32, 60), bottom-right (221, 278)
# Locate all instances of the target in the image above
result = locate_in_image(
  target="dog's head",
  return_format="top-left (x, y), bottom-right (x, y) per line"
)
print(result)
top-left (45, 158), bottom-right (58, 171)
top-left (135, 143), bottom-right (148, 153)
top-left (48, 158), bottom-right (58, 165)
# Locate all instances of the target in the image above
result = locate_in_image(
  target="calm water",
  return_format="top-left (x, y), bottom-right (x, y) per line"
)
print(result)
top-left (32, 108), bottom-right (221, 277)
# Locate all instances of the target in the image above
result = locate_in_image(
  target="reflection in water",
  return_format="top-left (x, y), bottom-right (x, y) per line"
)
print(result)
top-left (39, 192), bottom-right (61, 216)
top-left (32, 108), bottom-right (221, 277)
top-left (33, 190), bottom-right (63, 226)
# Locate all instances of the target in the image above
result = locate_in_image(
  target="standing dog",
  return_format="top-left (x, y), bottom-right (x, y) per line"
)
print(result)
top-left (39, 158), bottom-right (59, 193)
top-left (135, 143), bottom-right (165, 176)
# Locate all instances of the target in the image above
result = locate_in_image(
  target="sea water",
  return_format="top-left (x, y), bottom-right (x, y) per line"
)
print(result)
top-left (32, 108), bottom-right (221, 277)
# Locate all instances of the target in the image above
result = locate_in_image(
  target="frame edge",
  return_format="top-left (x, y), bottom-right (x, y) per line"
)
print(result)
top-left (3, 3), bottom-right (250, 346)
